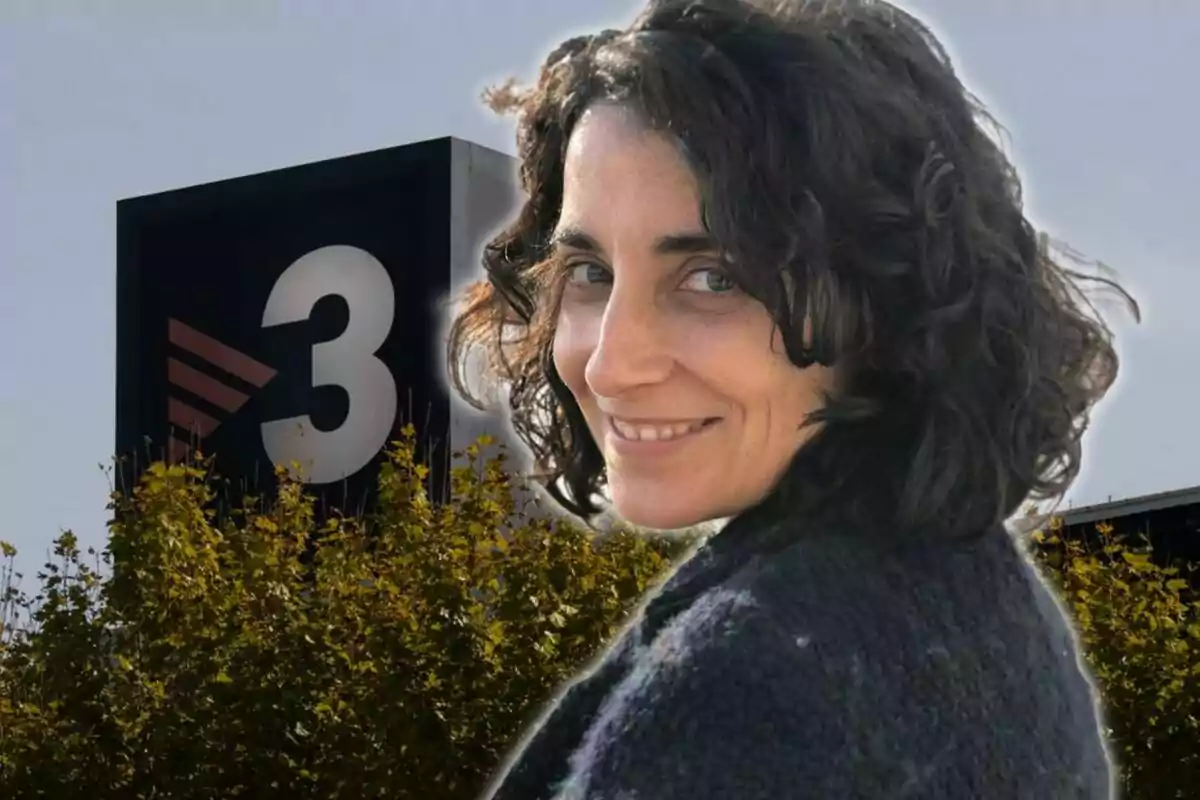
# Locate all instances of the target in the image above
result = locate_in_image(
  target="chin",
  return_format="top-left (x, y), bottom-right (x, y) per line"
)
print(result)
top-left (611, 497), bottom-right (713, 532)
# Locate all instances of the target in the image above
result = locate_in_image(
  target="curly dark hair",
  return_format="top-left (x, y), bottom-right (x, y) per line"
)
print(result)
top-left (447, 0), bottom-right (1137, 540)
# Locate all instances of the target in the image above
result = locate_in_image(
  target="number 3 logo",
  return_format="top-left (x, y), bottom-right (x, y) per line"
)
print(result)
top-left (260, 245), bottom-right (398, 484)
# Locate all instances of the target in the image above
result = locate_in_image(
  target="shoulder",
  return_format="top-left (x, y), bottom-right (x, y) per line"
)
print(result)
top-left (560, 526), bottom-right (1115, 799)
top-left (737, 524), bottom-right (1111, 746)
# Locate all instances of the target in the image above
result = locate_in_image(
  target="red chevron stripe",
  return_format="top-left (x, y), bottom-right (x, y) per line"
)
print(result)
top-left (168, 397), bottom-right (220, 439)
top-left (167, 357), bottom-right (250, 413)
top-left (168, 318), bottom-right (276, 388)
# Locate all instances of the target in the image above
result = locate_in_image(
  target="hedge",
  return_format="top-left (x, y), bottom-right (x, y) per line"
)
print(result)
top-left (1, 431), bottom-right (1196, 798)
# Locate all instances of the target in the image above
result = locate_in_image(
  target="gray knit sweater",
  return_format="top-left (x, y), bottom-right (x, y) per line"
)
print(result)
top-left (480, 508), bottom-right (1115, 799)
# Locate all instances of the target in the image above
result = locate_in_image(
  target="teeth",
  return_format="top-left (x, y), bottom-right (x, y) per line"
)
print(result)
top-left (612, 418), bottom-right (709, 442)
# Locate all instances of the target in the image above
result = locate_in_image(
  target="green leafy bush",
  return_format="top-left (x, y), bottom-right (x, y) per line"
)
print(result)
top-left (4, 432), bottom-right (1196, 798)
top-left (1028, 516), bottom-right (1200, 799)
top-left (0, 428), bottom-right (688, 799)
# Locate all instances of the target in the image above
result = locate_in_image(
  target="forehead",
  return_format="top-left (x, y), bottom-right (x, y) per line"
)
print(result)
top-left (559, 104), bottom-right (704, 237)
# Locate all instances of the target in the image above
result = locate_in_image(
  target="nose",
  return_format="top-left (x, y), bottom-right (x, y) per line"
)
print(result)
top-left (584, 286), bottom-right (674, 399)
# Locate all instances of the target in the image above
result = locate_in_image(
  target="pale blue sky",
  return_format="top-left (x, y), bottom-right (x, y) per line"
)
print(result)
top-left (1, 1), bottom-right (1196, 580)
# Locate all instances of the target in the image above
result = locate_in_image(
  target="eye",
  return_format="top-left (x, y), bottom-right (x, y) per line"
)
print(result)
top-left (680, 265), bottom-right (737, 294)
top-left (565, 262), bottom-right (611, 286)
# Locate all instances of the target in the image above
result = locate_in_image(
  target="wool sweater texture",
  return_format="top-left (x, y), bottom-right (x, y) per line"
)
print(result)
top-left (479, 501), bottom-right (1115, 799)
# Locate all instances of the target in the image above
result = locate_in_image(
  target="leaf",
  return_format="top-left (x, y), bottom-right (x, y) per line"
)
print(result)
top-left (0, 435), bottom-right (744, 794)
top-left (1121, 551), bottom-right (1151, 567)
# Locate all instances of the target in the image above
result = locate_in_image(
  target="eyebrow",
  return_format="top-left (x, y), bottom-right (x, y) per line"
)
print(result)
top-left (549, 226), bottom-right (719, 256)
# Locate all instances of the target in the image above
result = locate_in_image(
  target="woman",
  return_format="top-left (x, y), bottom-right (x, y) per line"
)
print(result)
top-left (448, 0), bottom-right (1135, 797)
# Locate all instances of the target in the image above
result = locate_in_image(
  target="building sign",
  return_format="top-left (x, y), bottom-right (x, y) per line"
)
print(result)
top-left (116, 136), bottom-right (521, 514)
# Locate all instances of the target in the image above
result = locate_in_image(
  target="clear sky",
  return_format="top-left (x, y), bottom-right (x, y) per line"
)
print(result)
top-left (1, 1), bottom-right (1196, 581)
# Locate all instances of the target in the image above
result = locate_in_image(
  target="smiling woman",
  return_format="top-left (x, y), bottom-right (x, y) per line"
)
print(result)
top-left (446, 0), bottom-right (1135, 798)
top-left (546, 103), bottom-right (835, 530)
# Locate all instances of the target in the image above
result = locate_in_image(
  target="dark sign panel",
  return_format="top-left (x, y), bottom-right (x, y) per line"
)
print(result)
top-left (117, 136), bottom-right (521, 515)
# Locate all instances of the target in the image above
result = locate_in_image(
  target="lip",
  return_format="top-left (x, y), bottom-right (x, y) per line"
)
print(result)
top-left (604, 415), bottom-right (721, 458)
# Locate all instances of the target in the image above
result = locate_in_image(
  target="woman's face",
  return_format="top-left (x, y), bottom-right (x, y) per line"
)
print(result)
top-left (551, 104), bottom-right (835, 529)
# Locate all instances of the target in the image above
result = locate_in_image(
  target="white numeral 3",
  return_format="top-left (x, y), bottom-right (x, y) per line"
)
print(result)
top-left (260, 244), bottom-right (398, 484)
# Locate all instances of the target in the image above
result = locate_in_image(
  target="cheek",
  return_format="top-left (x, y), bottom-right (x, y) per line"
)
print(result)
top-left (677, 308), bottom-right (782, 384)
top-left (683, 314), bottom-right (827, 420)
top-left (552, 313), bottom-right (594, 400)
top-left (784, 363), bottom-right (834, 415)
top-left (767, 353), bottom-right (835, 446)
top-left (762, 331), bottom-right (832, 415)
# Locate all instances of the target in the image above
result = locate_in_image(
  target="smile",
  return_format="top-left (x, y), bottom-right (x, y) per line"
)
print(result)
top-left (609, 416), bottom-right (722, 442)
